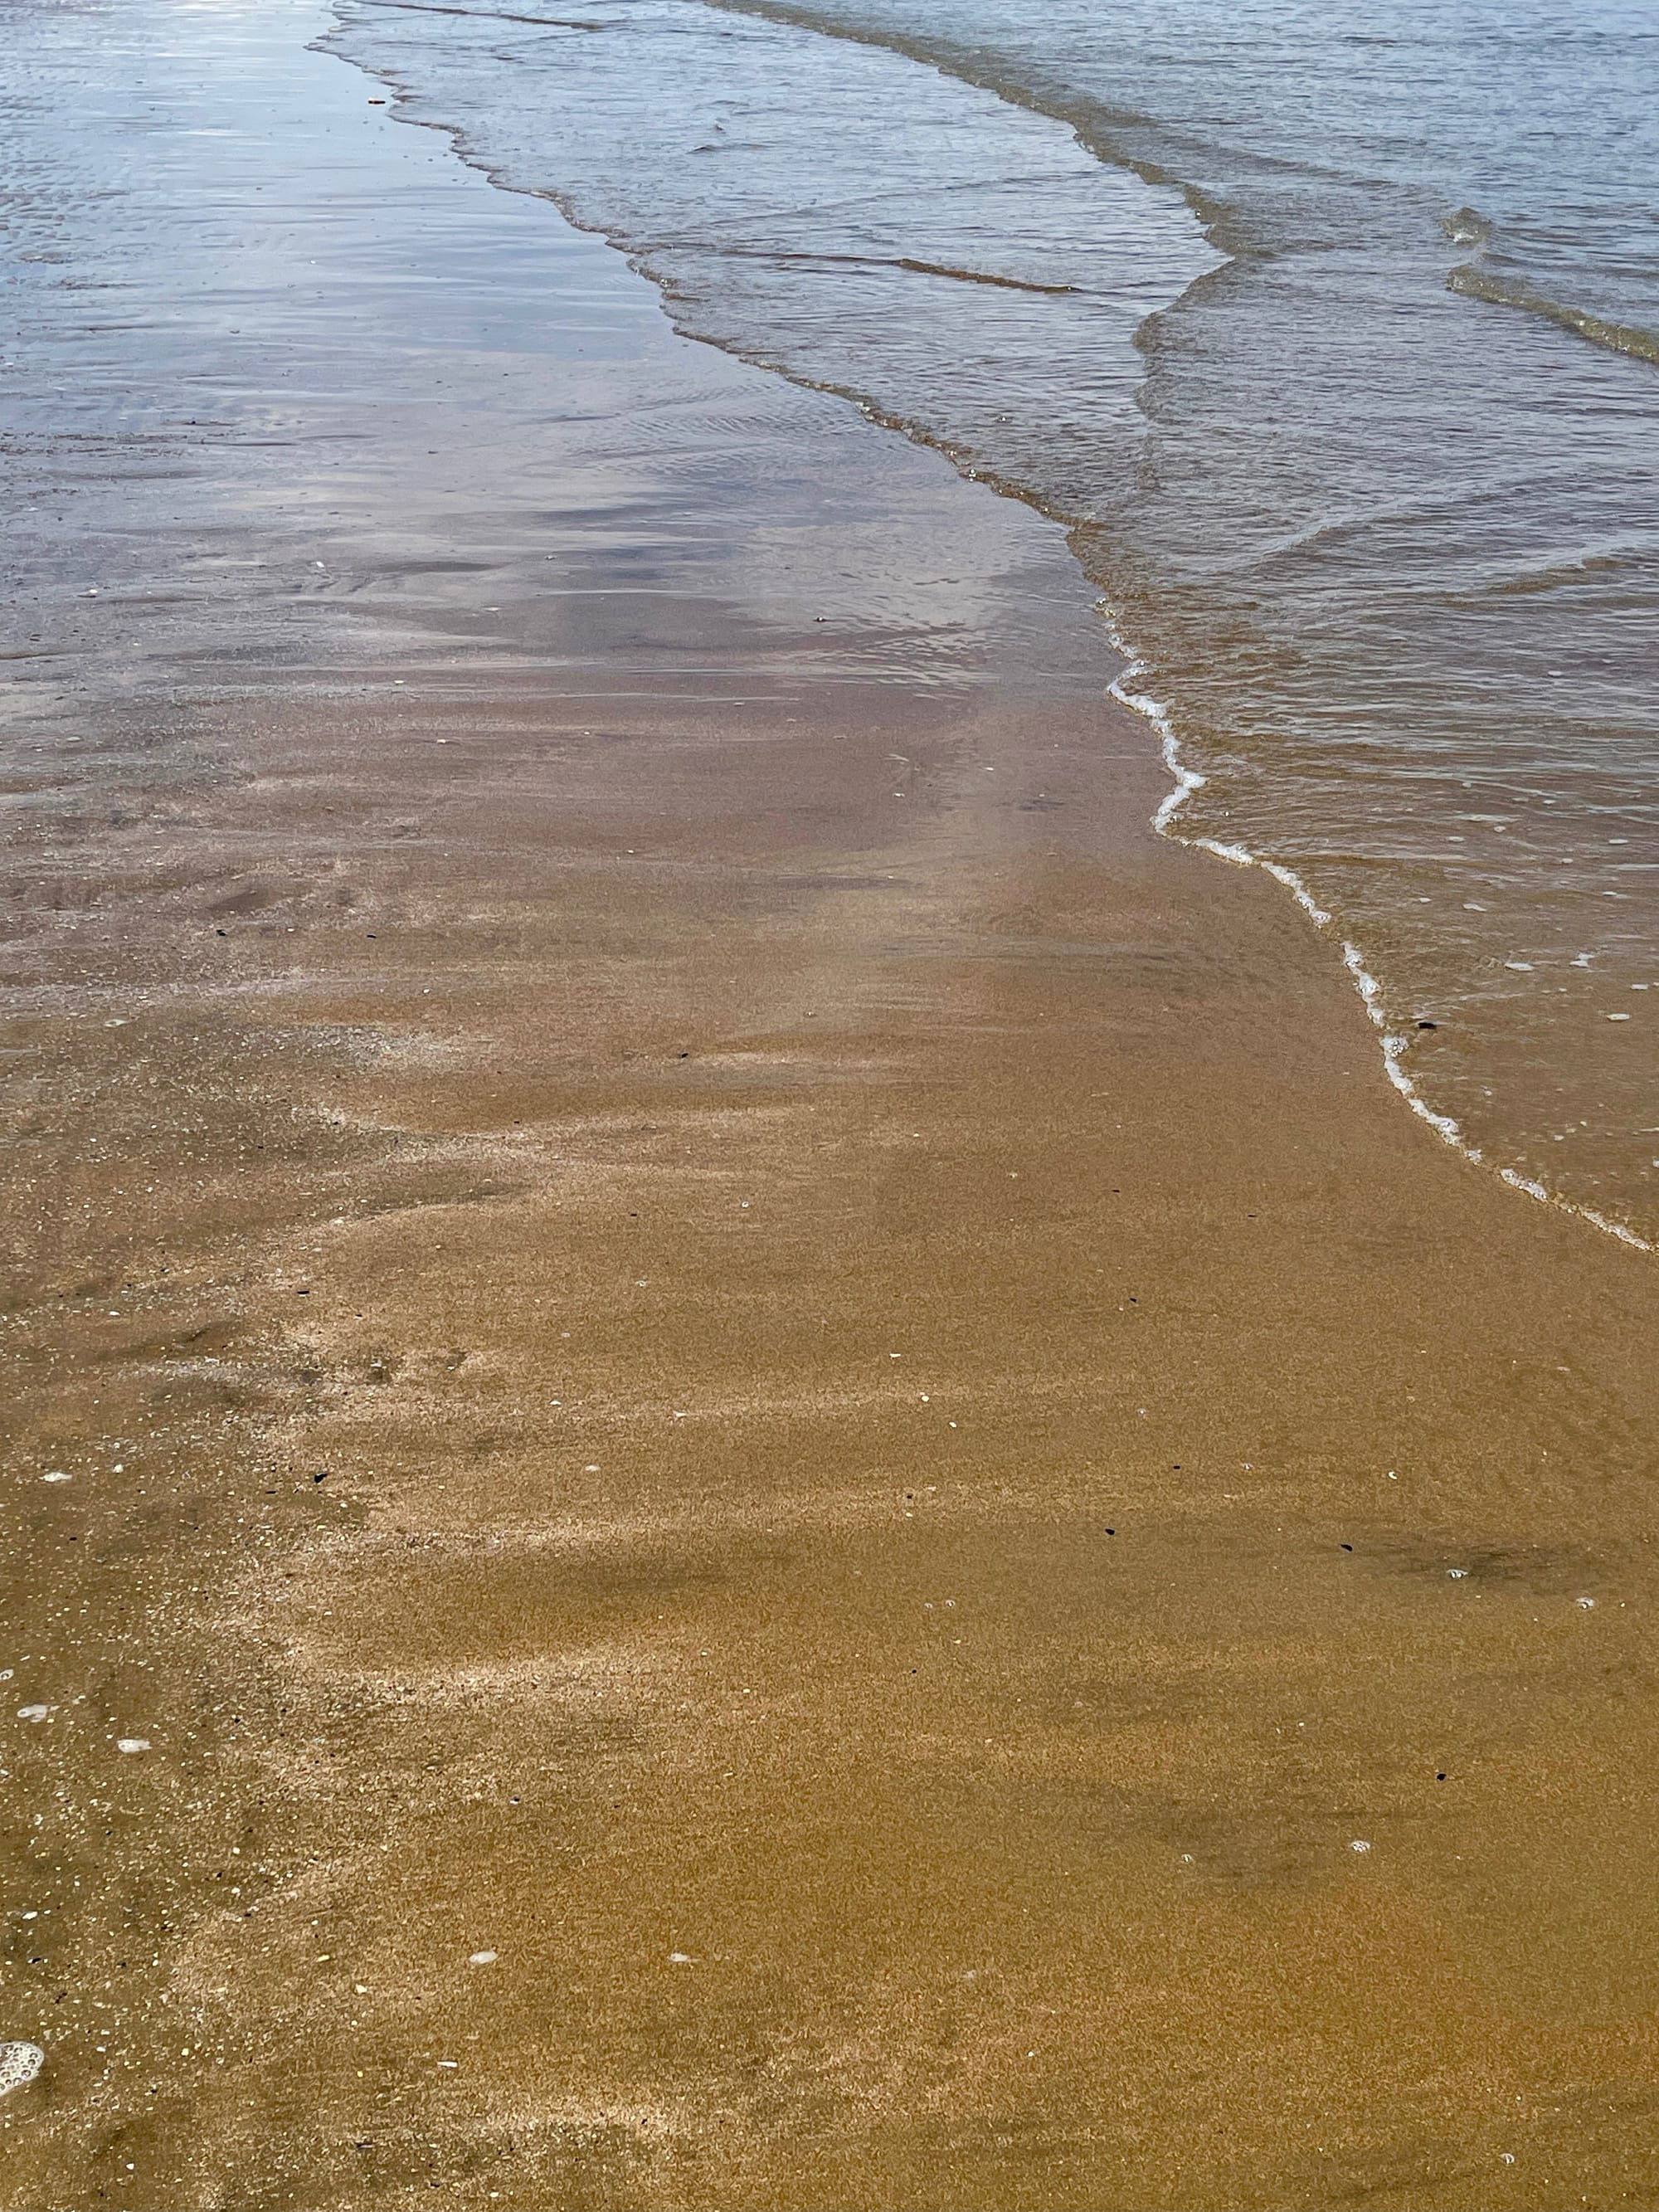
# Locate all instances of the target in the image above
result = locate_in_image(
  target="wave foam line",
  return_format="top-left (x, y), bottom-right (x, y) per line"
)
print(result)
top-left (1106, 639), bottom-right (1652, 1255)
top-left (1447, 263), bottom-right (1659, 371)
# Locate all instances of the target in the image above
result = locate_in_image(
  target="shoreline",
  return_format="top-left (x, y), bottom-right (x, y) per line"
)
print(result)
top-left (328, 0), bottom-right (1659, 1255)
top-left (1111, 653), bottom-right (1656, 1255)
top-left (3, 4), bottom-right (1659, 2207)
top-left (328, 0), bottom-right (1659, 1250)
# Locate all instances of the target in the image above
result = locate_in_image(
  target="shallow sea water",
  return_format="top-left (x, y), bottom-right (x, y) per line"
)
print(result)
top-left (328, 0), bottom-right (1659, 1242)
top-left (0, 0), bottom-right (1096, 727)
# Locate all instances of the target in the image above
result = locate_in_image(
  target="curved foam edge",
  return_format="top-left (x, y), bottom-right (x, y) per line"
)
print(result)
top-left (1105, 637), bottom-right (1653, 1257)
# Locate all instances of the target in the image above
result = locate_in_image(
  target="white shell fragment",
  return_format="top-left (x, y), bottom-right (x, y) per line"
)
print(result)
top-left (0, 2042), bottom-right (45, 2097)
top-left (116, 1739), bottom-right (152, 1755)
top-left (466, 1951), bottom-right (497, 1967)
top-left (17, 1706), bottom-right (53, 1724)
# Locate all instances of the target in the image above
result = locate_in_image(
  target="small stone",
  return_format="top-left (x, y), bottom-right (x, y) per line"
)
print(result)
top-left (1350, 1839), bottom-right (1372, 1854)
top-left (467, 1951), bottom-right (497, 1967)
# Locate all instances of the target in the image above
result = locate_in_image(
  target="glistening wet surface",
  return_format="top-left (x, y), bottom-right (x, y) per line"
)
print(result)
top-left (328, 0), bottom-right (1659, 1242)
top-left (3, 2), bottom-right (1659, 2207)
top-left (4, 0), bottom-right (1109, 726)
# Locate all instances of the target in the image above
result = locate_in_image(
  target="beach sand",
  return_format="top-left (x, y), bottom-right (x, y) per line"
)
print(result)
top-left (2, 7), bottom-right (1657, 2207)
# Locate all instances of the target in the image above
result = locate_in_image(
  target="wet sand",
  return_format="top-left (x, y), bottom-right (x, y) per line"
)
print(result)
top-left (3, 5), bottom-right (1659, 2208)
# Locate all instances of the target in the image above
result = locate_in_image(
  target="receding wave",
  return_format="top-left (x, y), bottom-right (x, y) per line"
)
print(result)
top-left (893, 255), bottom-right (1077, 295)
top-left (326, 0), bottom-right (1659, 1250)
top-left (698, 0), bottom-right (1253, 248)
top-left (1447, 264), bottom-right (1659, 368)
top-left (699, 245), bottom-right (1080, 295)
top-left (356, 0), bottom-right (612, 28)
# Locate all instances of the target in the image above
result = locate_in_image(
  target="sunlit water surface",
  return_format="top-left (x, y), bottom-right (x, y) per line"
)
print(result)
top-left (329, 0), bottom-right (1659, 1240)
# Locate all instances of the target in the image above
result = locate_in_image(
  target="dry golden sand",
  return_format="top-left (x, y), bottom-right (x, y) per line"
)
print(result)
top-left (3, 577), bottom-right (1657, 2208)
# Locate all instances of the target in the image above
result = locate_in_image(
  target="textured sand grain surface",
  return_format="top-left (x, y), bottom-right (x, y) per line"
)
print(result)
top-left (2, 7), bottom-right (1657, 2206)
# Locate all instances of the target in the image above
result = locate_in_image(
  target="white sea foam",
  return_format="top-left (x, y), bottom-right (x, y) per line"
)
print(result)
top-left (1106, 636), bottom-right (1653, 1256)
top-left (0, 2041), bottom-right (44, 2098)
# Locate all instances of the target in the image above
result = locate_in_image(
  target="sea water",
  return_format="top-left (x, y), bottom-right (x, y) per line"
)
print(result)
top-left (329, 0), bottom-right (1659, 1243)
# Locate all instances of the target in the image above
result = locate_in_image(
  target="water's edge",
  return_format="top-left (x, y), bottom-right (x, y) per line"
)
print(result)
top-left (321, 0), bottom-right (1655, 1259)
top-left (1107, 646), bottom-right (1653, 1254)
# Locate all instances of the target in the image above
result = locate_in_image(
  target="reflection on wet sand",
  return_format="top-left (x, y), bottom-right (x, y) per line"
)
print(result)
top-left (2, 2), bottom-right (1657, 2207)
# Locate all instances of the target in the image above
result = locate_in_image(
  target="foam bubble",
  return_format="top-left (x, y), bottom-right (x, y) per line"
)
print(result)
top-left (0, 2042), bottom-right (44, 2098)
